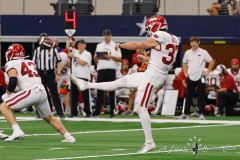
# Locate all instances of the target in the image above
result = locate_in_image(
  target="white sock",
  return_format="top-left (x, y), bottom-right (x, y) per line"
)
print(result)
top-left (63, 132), bottom-right (72, 139)
top-left (137, 108), bottom-right (154, 144)
top-left (88, 77), bottom-right (127, 91)
top-left (12, 123), bottom-right (21, 132)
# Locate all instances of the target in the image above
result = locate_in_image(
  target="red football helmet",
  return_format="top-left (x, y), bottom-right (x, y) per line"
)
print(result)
top-left (145, 15), bottom-right (168, 34)
top-left (205, 104), bottom-right (215, 114)
top-left (5, 43), bottom-right (25, 62)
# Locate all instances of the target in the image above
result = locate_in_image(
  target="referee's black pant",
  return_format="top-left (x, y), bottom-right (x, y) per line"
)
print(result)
top-left (38, 70), bottom-right (64, 117)
top-left (184, 78), bottom-right (206, 115)
top-left (93, 69), bottom-right (116, 117)
top-left (71, 78), bottom-right (91, 117)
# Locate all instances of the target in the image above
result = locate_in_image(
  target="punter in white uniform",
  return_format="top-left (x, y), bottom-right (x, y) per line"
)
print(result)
top-left (71, 15), bottom-right (179, 154)
top-left (0, 44), bottom-right (75, 143)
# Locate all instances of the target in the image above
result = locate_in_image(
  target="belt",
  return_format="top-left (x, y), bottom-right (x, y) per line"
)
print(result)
top-left (38, 69), bottom-right (55, 73)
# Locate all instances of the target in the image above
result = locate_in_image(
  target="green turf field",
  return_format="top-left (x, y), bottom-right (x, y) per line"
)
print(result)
top-left (0, 114), bottom-right (240, 160)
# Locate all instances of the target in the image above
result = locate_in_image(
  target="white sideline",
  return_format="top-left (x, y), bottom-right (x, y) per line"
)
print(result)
top-left (35, 144), bottom-right (240, 160)
top-left (1, 116), bottom-right (240, 124)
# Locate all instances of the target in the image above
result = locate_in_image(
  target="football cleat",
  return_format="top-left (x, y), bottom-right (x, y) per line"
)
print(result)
top-left (0, 131), bottom-right (8, 139)
top-left (138, 143), bottom-right (156, 154)
top-left (70, 74), bottom-right (88, 91)
top-left (5, 130), bottom-right (25, 142)
top-left (177, 113), bottom-right (189, 120)
top-left (61, 136), bottom-right (76, 143)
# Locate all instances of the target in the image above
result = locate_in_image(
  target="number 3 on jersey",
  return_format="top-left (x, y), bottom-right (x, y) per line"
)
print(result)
top-left (21, 62), bottom-right (40, 77)
top-left (162, 44), bottom-right (179, 65)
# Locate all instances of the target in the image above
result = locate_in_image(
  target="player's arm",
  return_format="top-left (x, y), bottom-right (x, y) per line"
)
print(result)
top-left (6, 68), bottom-right (18, 95)
top-left (74, 57), bottom-right (87, 66)
top-left (182, 63), bottom-right (188, 78)
top-left (136, 54), bottom-right (150, 62)
top-left (203, 60), bottom-right (215, 76)
top-left (116, 38), bottom-right (158, 50)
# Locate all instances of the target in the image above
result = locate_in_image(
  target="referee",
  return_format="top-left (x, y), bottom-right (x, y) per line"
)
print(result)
top-left (33, 33), bottom-right (64, 119)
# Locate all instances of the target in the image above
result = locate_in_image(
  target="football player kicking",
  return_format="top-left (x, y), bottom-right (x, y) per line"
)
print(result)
top-left (71, 15), bottom-right (179, 153)
top-left (0, 44), bottom-right (76, 143)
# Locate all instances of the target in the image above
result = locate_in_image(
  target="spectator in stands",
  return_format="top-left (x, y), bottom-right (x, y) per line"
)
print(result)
top-left (92, 29), bottom-right (122, 118)
top-left (211, 64), bottom-right (239, 116)
top-left (235, 0), bottom-right (240, 14)
top-left (68, 39), bottom-right (92, 118)
top-left (178, 36), bottom-right (215, 120)
top-left (207, 0), bottom-right (235, 15)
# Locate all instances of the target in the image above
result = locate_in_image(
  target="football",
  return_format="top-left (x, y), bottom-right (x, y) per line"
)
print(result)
top-left (38, 36), bottom-right (55, 48)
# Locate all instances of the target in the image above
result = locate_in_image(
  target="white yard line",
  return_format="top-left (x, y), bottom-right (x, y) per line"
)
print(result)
top-left (35, 144), bottom-right (240, 160)
top-left (25, 124), bottom-right (234, 137)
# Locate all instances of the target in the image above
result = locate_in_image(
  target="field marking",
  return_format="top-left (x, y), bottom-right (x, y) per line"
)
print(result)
top-left (1, 116), bottom-right (240, 125)
top-left (24, 124), bottom-right (235, 137)
top-left (111, 149), bottom-right (128, 151)
top-left (35, 144), bottom-right (240, 160)
top-left (48, 148), bottom-right (67, 151)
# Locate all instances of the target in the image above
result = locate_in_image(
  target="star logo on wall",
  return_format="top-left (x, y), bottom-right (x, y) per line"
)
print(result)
top-left (136, 16), bottom-right (147, 36)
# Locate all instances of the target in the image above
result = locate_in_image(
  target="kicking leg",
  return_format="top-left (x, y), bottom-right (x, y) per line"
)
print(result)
top-left (71, 74), bottom-right (127, 91)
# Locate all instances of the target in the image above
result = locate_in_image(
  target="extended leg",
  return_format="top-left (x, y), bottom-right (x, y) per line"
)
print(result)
top-left (43, 115), bottom-right (76, 143)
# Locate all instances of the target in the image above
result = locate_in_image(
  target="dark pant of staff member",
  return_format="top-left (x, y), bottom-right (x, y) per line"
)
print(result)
top-left (218, 92), bottom-right (239, 116)
top-left (71, 78), bottom-right (92, 117)
top-left (93, 69), bottom-right (116, 118)
top-left (184, 78), bottom-right (206, 115)
top-left (38, 70), bottom-right (64, 117)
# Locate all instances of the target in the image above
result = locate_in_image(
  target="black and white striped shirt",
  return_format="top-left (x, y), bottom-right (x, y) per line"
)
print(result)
top-left (33, 47), bottom-right (61, 71)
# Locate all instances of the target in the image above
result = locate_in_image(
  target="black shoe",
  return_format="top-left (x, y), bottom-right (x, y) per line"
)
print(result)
top-left (69, 115), bottom-right (78, 118)
top-left (110, 114), bottom-right (115, 119)
top-left (92, 114), bottom-right (99, 118)
top-left (59, 115), bottom-right (65, 120)
top-left (86, 114), bottom-right (92, 118)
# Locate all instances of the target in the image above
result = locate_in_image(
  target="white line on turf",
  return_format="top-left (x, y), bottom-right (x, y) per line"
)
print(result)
top-left (35, 144), bottom-right (240, 160)
top-left (48, 148), bottom-right (67, 151)
top-left (24, 124), bottom-right (235, 137)
top-left (1, 116), bottom-right (240, 124)
top-left (111, 149), bottom-right (128, 151)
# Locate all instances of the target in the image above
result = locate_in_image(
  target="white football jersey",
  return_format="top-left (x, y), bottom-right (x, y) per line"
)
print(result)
top-left (148, 31), bottom-right (179, 74)
top-left (227, 68), bottom-right (240, 87)
top-left (206, 69), bottom-right (220, 86)
top-left (5, 59), bottom-right (42, 91)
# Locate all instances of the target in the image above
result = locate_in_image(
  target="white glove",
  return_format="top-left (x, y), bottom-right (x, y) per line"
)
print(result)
top-left (2, 93), bottom-right (10, 102)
